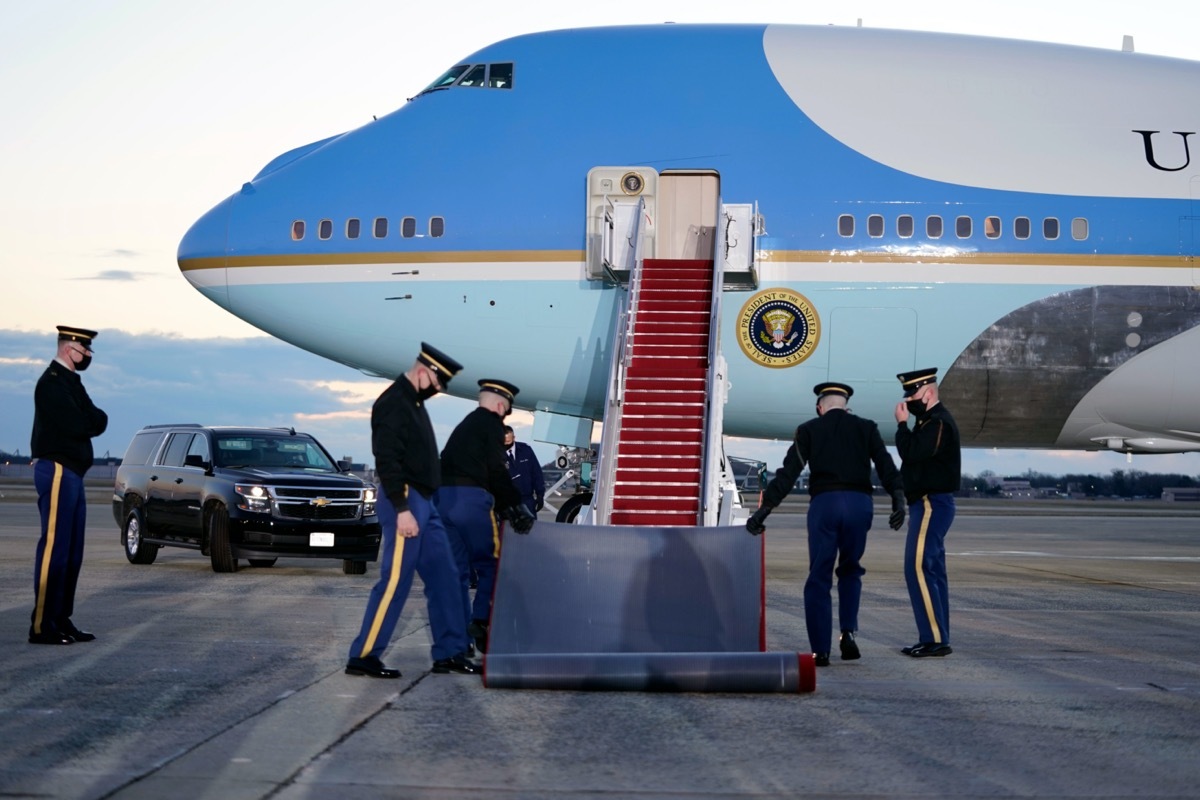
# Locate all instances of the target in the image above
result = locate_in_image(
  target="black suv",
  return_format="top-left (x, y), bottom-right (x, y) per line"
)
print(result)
top-left (111, 425), bottom-right (381, 574)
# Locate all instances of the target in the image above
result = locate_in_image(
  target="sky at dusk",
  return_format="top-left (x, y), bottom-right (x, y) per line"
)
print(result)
top-left (1, 1), bottom-right (1197, 479)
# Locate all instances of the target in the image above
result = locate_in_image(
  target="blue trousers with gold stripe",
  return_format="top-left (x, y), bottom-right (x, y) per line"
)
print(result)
top-left (435, 485), bottom-right (501, 627)
top-left (32, 460), bottom-right (87, 637)
top-left (804, 490), bottom-right (873, 654)
top-left (348, 487), bottom-right (469, 663)
top-left (904, 493), bottom-right (955, 644)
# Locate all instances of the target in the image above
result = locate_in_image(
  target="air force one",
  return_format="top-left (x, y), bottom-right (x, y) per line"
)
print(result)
top-left (178, 23), bottom-right (1200, 522)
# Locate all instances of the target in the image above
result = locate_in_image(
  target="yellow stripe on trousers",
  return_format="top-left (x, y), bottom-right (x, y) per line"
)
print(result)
top-left (359, 493), bottom-right (407, 658)
top-left (915, 496), bottom-right (943, 643)
top-left (32, 462), bottom-right (63, 635)
top-left (490, 510), bottom-right (501, 559)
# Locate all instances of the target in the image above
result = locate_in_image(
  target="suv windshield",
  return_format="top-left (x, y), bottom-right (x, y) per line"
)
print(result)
top-left (214, 435), bottom-right (337, 472)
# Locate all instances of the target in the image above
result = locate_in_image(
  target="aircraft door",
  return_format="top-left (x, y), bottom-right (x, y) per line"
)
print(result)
top-left (659, 171), bottom-right (719, 260)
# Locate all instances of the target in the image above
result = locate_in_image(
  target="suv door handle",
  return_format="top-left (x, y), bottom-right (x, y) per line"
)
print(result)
top-left (150, 475), bottom-right (159, 482)
top-left (175, 478), bottom-right (184, 484)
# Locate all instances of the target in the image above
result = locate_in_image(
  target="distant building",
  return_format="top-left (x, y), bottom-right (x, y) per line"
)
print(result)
top-left (1162, 487), bottom-right (1200, 502)
top-left (1000, 478), bottom-right (1035, 499)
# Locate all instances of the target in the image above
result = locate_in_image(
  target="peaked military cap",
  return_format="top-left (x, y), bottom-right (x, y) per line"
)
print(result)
top-left (478, 379), bottom-right (520, 403)
top-left (813, 381), bottom-right (853, 399)
top-left (417, 342), bottom-right (463, 383)
top-left (897, 367), bottom-right (938, 397)
top-left (57, 325), bottom-right (98, 349)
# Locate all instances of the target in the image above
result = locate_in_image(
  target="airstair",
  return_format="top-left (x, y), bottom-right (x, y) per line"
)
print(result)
top-left (579, 183), bottom-right (760, 527)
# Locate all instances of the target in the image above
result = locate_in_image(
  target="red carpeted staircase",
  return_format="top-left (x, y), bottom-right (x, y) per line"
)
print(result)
top-left (608, 258), bottom-right (714, 526)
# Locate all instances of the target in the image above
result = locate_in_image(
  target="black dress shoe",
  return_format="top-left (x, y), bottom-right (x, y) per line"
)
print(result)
top-left (29, 630), bottom-right (74, 645)
top-left (813, 652), bottom-right (830, 667)
top-left (432, 653), bottom-right (481, 675)
top-left (345, 656), bottom-right (402, 678)
top-left (839, 631), bottom-right (860, 661)
top-left (61, 623), bottom-right (96, 642)
top-left (468, 619), bottom-right (489, 654)
top-left (906, 642), bottom-right (953, 658)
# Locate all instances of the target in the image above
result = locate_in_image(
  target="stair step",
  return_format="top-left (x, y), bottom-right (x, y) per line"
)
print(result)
top-left (628, 342), bottom-right (710, 359)
top-left (611, 482), bottom-right (700, 498)
top-left (643, 258), bottom-right (713, 270)
top-left (620, 414), bottom-right (705, 429)
top-left (637, 299), bottom-right (712, 313)
top-left (614, 471), bottom-right (702, 484)
top-left (617, 442), bottom-right (702, 457)
top-left (610, 511), bottom-right (700, 526)
top-left (611, 497), bottom-right (700, 512)
top-left (626, 368), bottom-right (707, 381)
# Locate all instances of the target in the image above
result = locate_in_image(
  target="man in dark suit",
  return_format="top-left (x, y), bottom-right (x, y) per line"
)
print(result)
top-left (504, 425), bottom-right (545, 517)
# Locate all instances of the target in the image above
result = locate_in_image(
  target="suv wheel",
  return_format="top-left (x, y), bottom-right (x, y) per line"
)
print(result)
top-left (207, 504), bottom-right (238, 573)
top-left (342, 559), bottom-right (367, 575)
top-left (123, 507), bottom-right (159, 565)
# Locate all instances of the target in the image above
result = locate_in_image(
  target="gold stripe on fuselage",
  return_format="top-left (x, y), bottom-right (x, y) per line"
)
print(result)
top-left (179, 249), bottom-right (1192, 272)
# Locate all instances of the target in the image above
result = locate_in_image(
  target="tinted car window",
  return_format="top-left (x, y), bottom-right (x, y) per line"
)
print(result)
top-left (161, 433), bottom-right (194, 467)
top-left (186, 434), bottom-right (210, 464)
top-left (121, 432), bottom-right (162, 466)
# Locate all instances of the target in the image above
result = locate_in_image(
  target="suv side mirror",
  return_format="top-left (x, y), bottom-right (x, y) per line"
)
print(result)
top-left (184, 454), bottom-right (211, 471)
top-left (336, 459), bottom-right (352, 472)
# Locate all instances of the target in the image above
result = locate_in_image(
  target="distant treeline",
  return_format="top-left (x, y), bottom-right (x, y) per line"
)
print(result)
top-left (963, 469), bottom-right (1199, 499)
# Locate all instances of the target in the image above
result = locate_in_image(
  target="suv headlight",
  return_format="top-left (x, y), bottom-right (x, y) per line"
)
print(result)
top-left (235, 484), bottom-right (272, 513)
top-left (362, 487), bottom-right (377, 515)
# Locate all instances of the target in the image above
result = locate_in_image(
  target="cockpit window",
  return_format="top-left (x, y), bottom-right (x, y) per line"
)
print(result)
top-left (422, 64), bottom-right (470, 93)
top-left (458, 64), bottom-right (487, 87)
top-left (417, 63), bottom-right (514, 96)
top-left (488, 63), bottom-right (513, 89)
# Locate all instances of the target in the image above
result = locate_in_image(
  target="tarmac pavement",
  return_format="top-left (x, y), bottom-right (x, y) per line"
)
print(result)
top-left (1, 495), bottom-right (1198, 799)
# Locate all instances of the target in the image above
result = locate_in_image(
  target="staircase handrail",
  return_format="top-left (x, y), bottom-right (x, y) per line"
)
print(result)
top-left (699, 203), bottom-right (733, 525)
top-left (590, 198), bottom-right (646, 524)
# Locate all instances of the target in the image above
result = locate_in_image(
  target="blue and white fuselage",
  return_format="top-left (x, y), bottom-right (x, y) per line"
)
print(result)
top-left (178, 24), bottom-right (1200, 453)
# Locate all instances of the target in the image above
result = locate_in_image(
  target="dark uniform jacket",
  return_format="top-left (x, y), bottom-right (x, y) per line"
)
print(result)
top-left (895, 403), bottom-right (962, 503)
top-left (371, 376), bottom-right (440, 513)
top-left (440, 408), bottom-right (522, 509)
top-left (762, 408), bottom-right (902, 508)
top-left (31, 361), bottom-right (108, 478)
top-left (506, 440), bottom-right (544, 510)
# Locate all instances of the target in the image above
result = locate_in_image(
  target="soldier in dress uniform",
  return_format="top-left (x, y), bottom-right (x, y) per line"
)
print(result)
top-left (894, 368), bottom-right (962, 658)
top-left (29, 325), bottom-right (108, 645)
top-left (746, 382), bottom-right (906, 666)
top-left (345, 342), bottom-right (479, 678)
top-left (436, 379), bottom-right (535, 654)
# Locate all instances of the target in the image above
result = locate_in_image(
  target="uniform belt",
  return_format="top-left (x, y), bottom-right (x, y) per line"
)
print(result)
top-left (443, 476), bottom-right (485, 488)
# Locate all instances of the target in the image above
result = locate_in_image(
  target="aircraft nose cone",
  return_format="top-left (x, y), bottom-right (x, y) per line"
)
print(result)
top-left (177, 196), bottom-right (231, 309)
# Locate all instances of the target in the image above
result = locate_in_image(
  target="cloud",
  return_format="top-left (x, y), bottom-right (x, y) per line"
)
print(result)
top-left (75, 268), bottom-right (156, 281)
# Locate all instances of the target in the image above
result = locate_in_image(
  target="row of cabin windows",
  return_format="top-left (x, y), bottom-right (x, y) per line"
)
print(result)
top-left (291, 217), bottom-right (445, 242)
top-left (838, 214), bottom-right (1088, 241)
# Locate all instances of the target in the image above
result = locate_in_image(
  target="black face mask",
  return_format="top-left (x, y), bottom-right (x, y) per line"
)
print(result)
top-left (906, 399), bottom-right (927, 417)
top-left (74, 352), bottom-right (92, 372)
top-left (417, 384), bottom-right (439, 401)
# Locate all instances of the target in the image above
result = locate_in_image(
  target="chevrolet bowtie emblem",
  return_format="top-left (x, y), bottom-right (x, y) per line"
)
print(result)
top-left (311, 497), bottom-right (331, 507)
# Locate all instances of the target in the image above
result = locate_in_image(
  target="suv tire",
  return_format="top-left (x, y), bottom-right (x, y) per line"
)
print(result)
top-left (208, 504), bottom-right (238, 573)
top-left (123, 507), bottom-right (159, 565)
